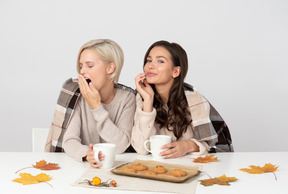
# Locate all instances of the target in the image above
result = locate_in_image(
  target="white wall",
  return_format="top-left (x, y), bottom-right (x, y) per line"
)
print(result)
top-left (0, 0), bottom-right (287, 152)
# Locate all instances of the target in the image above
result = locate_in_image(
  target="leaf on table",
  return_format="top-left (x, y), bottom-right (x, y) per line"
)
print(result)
top-left (15, 160), bottom-right (60, 173)
top-left (12, 173), bottom-right (52, 185)
top-left (199, 174), bottom-right (238, 186)
top-left (239, 163), bottom-right (278, 174)
top-left (193, 155), bottom-right (218, 163)
top-left (33, 160), bottom-right (60, 170)
top-left (239, 163), bottom-right (279, 180)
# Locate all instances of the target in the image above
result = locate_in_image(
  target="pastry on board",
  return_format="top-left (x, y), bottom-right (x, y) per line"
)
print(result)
top-left (166, 169), bottom-right (187, 177)
top-left (151, 165), bottom-right (167, 174)
top-left (131, 163), bottom-right (148, 171)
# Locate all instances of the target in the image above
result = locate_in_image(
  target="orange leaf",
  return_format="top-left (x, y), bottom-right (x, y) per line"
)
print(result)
top-left (199, 174), bottom-right (238, 186)
top-left (193, 155), bottom-right (218, 163)
top-left (33, 160), bottom-right (60, 170)
top-left (239, 163), bottom-right (278, 180)
top-left (12, 173), bottom-right (52, 185)
top-left (240, 163), bottom-right (278, 174)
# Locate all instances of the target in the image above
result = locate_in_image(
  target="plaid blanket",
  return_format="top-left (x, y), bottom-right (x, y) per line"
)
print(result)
top-left (45, 78), bottom-right (135, 152)
top-left (185, 90), bottom-right (233, 152)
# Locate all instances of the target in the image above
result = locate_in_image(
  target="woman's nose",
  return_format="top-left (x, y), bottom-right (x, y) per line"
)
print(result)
top-left (80, 66), bottom-right (86, 74)
top-left (148, 61), bottom-right (155, 69)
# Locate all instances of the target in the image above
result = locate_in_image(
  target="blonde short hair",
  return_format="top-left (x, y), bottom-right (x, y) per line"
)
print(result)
top-left (76, 39), bottom-right (124, 82)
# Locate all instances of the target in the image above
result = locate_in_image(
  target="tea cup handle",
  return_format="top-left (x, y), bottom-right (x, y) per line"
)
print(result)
top-left (94, 147), bottom-right (102, 164)
top-left (144, 140), bottom-right (152, 153)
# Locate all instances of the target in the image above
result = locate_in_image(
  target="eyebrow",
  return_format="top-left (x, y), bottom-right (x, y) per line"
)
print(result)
top-left (147, 56), bottom-right (168, 60)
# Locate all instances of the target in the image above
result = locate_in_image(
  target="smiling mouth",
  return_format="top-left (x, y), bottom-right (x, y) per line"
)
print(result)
top-left (146, 72), bottom-right (157, 77)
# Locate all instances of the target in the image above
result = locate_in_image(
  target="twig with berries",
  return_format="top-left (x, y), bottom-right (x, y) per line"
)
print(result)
top-left (81, 176), bottom-right (117, 187)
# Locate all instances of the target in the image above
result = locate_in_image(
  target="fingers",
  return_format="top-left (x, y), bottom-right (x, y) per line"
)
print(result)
top-left (98, 151), bottom-right (105, 161)
top-left (90, 162), bottom-right (102, 168)
top-left (160, 148), bottom-right (177, 159)
top-left (78, 75), bottom-right (101, 109)
top-left (135, 73), bottom-right (146, 83)
top-left (78, 74), bottom-right (89, 94)
top-left (86, 143), bottom-right (103, 168)
top-left (135, 73), bottom-right (146, 90)
top-left (89, 82), bottom-right (98, 93)
top-left (90, 151), bottom-right (104, 168)
top-left (161, 142), bottom-right (174, 149)
top-left (160, 142), bottom-right (181, 159)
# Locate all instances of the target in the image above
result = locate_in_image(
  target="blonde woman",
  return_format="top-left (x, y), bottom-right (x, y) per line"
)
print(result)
top-left (46, 39), bottom-right (136, 168)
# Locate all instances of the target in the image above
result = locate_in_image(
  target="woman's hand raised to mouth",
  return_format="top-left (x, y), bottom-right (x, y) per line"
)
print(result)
top-left (78, 75), bottom-right (101, 109)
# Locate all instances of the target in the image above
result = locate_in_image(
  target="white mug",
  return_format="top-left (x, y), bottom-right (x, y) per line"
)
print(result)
top-left (144, 135), bottom-right (172, 159)
top-left (93, 143), bottom-right (116, 169)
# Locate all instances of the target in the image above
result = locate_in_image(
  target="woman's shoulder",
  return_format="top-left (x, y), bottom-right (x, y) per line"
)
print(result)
top-left (115, 83), bottom-right (136, 103)
top-left (114, 83), bottom-right (136, 95)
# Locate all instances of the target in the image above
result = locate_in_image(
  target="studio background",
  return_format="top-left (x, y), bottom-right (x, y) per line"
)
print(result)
top-left (0, 0), bottom-right (287, 152)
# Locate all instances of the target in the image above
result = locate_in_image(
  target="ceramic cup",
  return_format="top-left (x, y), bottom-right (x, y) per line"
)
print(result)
top-left (144, 135), bottom-right (172, 159)
top-left (93, 143), bottom-right (116, 169)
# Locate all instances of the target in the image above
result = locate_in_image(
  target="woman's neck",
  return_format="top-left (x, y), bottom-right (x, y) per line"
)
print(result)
top-left (155, 83), bottom-right (173, 104)
top-left (100, 81), bottom-right (116, 104)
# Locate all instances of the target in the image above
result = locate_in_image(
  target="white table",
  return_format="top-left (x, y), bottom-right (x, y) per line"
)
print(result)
top-left (0, 152), bottom-right (287, 194)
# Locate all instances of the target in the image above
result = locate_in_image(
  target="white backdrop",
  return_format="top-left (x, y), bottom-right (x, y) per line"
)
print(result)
top-left (0, 0), bottom-right (287, 152)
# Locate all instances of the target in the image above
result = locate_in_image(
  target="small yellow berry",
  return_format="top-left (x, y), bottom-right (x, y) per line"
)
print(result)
top-left (92, 177), bottom-right (101, 185)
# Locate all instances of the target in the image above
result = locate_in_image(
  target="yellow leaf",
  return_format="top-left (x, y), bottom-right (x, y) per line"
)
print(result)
top-left (239, 163), bottom-right (279, 180)
top-left (240, 163), bottom-right (278, 174)
top-left (34, 173), bottom-right (52, 182)
top-left (193, 155), bottom-right (218, 163)
top-left (199, 174), bottom-right (238, 186)
top-left (13, 173), bottom-right (52, 185)
top-left (216, 174), bottom-right (238, 182)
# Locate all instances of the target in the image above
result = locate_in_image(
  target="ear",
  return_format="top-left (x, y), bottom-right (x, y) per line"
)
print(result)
top-left (106, 63), bottom-right (116, 74)
top-left (172, 66), bottom-right (181, 78)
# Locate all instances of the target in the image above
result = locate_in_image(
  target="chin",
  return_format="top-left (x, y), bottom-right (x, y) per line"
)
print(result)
top-left (146, 77), bottom-right (156, 84)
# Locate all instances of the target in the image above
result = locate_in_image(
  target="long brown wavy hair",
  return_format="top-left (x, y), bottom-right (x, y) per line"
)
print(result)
top-left (143, 40), bottom-right (194, 139)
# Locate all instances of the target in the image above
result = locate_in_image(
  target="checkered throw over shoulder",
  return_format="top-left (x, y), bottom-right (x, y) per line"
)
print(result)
top-left (45, 78), bottom-right (135, 152)
top-left (185, 90), bottom-right (233, 152)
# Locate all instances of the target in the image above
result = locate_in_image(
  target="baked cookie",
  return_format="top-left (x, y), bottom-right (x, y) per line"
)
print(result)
top-left (139, 170), bottom-right (157, 175)
top-left (166, 169), bottom-right (187, 177)
top-left (120, 167), bottom-right (137, 173)
top-left (131, 163), bottom-right (148, 171)
top-left (151, 165), bottom-right (167, 174)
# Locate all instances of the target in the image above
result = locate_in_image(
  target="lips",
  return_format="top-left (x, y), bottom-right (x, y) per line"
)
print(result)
top-left (146, 72), bottom-right (157, 77)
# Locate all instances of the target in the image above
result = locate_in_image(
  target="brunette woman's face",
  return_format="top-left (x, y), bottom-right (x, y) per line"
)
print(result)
top-left (78, 49), bottom-right (110, 91)
top-left (144, 46), bottom-right (179, 87)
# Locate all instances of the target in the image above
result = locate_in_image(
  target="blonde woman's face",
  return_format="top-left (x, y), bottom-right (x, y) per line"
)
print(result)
top-left (78, 49), bottom-right (110, 91)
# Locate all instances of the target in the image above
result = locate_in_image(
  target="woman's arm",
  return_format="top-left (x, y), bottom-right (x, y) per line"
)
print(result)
top-left (63, 104), bottom-right (90, 162)
top-left (131, 94), bottom-right (157, 154)
top-left (91, 91), bottom-right (136, 154)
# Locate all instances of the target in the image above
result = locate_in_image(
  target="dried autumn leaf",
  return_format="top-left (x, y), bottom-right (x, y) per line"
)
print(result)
top-left (15, 160), bottom-right (60, 173)
top-left (193, 155), bottom-right (218, 163)
top-left (239, 163), bottom-right (279, 180)
top-left (12, 173), bottom-right (52, 185)
top-left (199, 174), bottom-right (238, 186)
top-left (33, 160), bottom-right (60, 170)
